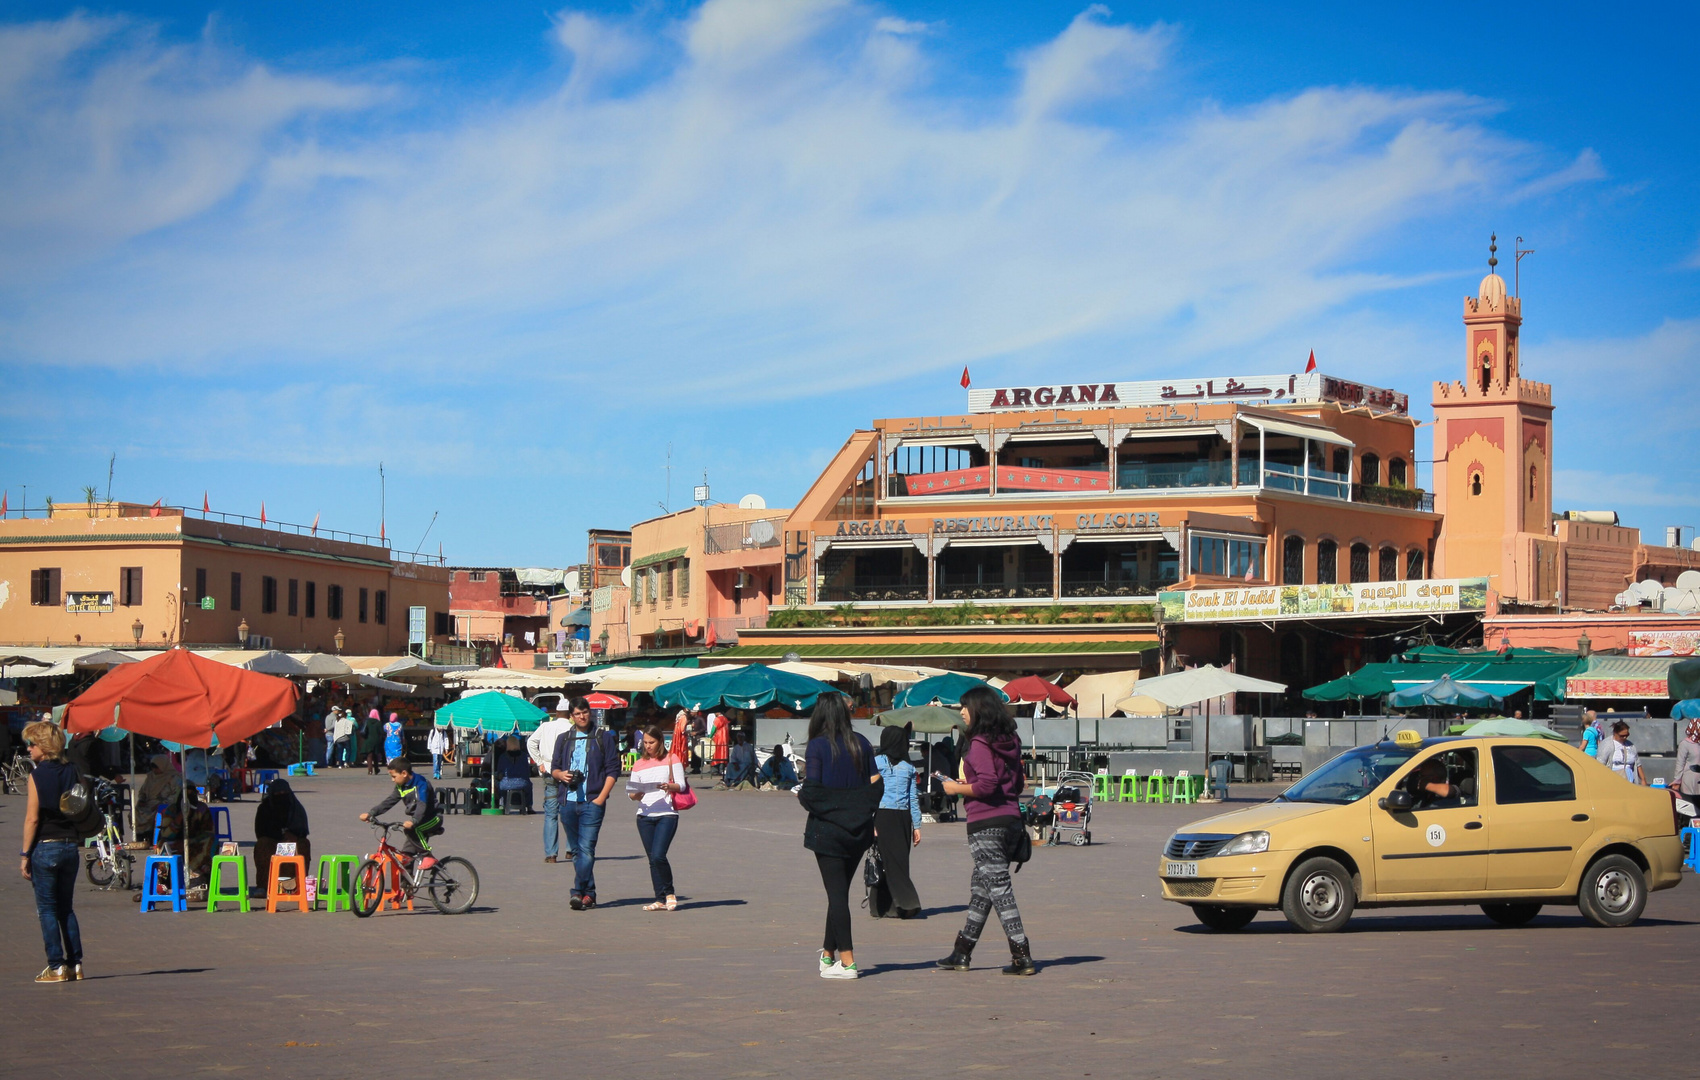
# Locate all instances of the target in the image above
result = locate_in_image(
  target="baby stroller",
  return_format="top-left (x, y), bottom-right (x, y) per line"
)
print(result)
top-left (1043, 770), bottom-right (1094, 846)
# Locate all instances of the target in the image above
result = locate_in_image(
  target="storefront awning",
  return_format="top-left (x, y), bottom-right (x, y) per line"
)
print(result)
top-left (1241, 415), bottom-right (1354, 448)
top-left (1566, 655), bottom-right (1678, 700)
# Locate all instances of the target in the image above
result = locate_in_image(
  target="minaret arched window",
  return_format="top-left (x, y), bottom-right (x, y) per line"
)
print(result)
top-left (1470, 472), bottom-right (1483, 497)
top-left (1529, 465), bottom-right (1537, 501)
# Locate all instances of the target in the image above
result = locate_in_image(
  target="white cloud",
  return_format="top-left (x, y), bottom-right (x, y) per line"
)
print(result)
top-left (1014, 5), bottom-right (1170, 119)
top-left (1512, 147), bottom-right (1606, 200)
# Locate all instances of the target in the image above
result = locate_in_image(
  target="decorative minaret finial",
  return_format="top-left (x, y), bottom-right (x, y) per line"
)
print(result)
top-left (1488, 233), bottom-right (1498, 272)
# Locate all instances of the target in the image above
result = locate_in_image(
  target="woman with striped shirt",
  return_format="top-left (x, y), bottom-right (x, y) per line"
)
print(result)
top-left (625, 724), bottom-right (687, 911)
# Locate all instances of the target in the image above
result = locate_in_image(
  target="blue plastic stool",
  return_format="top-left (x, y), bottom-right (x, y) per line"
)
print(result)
top-left (254, 769), bottom-right (279, 793)
top-left (152, 809), bottom-right (164, 846)
top-left (1680, 827), bottom-right (1700, 873)
top-left (141, 854), bottom-right (188, 912)
top-left (208, 805), bottom-right (234, 846)
top-left (287, 762), bottom-right (315, 777)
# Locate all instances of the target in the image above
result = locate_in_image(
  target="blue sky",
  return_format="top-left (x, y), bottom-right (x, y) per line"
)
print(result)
top-left (2, 1), bottom-right (1696, 565)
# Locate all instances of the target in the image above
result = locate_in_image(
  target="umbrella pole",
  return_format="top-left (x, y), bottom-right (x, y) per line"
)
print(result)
top-left (128, 732), bottom-right (137, 844)
top-left (1198, 694), bottom-right (1219, 804)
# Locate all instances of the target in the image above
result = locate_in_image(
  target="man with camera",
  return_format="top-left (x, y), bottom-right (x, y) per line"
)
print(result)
top-left (549, 697), bottom-right (620, 909)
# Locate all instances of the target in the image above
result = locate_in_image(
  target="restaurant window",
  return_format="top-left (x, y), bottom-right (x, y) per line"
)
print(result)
top-left (818, 545), bottom-right (928, 603)
top-left (998, 434), bottom-right (1111, 493)
top-left (1189, 534), bottom-right (1265, 580)
top-left (358, 587), bottom-right (369, 624)
top-left (375, 589), bottom-right (387, 625)
top-left (1361, 453), bottom-right (1380, 486)
top-left (327, 584), bottom-right (343, 621)
top-left (194, 568), bottom-right (207, 604)
top-left (937, 542), bottom-right (1052, 601)
top-left (1316, 540), bottom-right (1337, 584)
top-left (287, 579), bottom-right (298, 617)
top-left (1282, 535), bottom-right (1305, 585)
top-left (1378, 547), bottom-right (1398, 582)
top-left (1407, 549), bottom-right (1425, 579)
top-left (1349, 543), bottom-right (1370, 584)
top-left (305, 581), bottom-right (317, 618)
top-left (1060, 538), bottom-right (1179, 597)
top-left (1388, 457), bottom-right (1408, 487)
top-left (261, 576), bottom-right (278, 614)
top-left (120, 566), bottom-right (144, 607)
top-left (30, 568), bottom-right (62, 606)
top-left (230, 572), bottom-right (242, 611)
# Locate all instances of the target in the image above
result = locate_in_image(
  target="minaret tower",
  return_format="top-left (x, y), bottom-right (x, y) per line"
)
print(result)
top-left (1431, 235), bottom-right (1555, 599)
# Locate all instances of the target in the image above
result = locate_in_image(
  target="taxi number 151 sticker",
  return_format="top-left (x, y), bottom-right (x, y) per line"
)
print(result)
top-left (1425, 824), bottom-right (1447, 847)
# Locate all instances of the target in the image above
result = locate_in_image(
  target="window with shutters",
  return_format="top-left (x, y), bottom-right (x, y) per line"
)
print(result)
top-left (1407, 549), bottom-right (1425, 579)
top-left (194, 568), bottom-right (208, 604)
top-left (230, 572), bottom-right (242, 611)
top-left (327, 585), bottom-right (343, 621)
top-left (679, 559), bottom-right (690, 598)
top-left (261, 576), bottom-right (278, 614)
top-left (375, 590), bottom-right (387, 625)
top-left (1378, 547), bottom-right (1398, 581)
top-left (288, 579), bottom-right (299, 617)
top-left (31, 568), bottom-right (62, 606)
top-left (1349, 543), bottom-right (1370, 584)
top-left (434, 611), bottom-right (451, 635)
top-left (305, 581), bottom-right (317, 618)
top-left (358, 587), bottom-right (369, 624)
top-left (1360, 453), bottom-right (1380, 486)
top-left (120, 566), bottom-right (143, 606)
top-left (1316, 540), bottom-right (1337, 585)
top-left (1282, 536), bottom-right (1305, 585)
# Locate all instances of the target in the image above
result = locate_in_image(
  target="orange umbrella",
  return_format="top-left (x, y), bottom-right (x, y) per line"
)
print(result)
top-left (64, 648), bottom-right (299, 748)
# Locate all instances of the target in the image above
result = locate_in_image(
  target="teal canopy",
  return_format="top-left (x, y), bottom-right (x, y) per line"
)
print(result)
top-left (1390, 675), bottom-right (1502, 710)
top-left (653, 666), bottom-right (841, 713)
top-left (435, 691), bottom-right (547, 734)
top-left (892, 674), bottom-right (1008, 708)
top-left (1302, 669), bottom-right (1397, 702)
top-left (874, 705), bottom-right (964, 734)
top-left (1671, 660), bottom-right (1700, 702)
top-left (1458, 717), bottom-right (1566, 740)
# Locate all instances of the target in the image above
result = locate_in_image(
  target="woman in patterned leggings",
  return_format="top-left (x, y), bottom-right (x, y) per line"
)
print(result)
top-left (934, 686), bottom-right (1036, 976)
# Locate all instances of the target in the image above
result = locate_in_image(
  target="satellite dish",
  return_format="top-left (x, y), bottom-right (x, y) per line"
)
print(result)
top-left (564, 570), bottom-right (580, 592)
top-left (738, 494), bottom-right (767, 510)
top-left (1677, 570), bottom-right (1700, 591)
top-left (750, 519), bottom-right (776, 544)
top-left (620, 566), bottom-right (632, 588)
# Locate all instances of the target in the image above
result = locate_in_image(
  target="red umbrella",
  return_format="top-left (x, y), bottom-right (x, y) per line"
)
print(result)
top-left (585, 691), bottom-right (628, 710)
top-left (64, 648), bottom-right (299, 748)
top-left (1001, 675), bottom-right (1077, 707)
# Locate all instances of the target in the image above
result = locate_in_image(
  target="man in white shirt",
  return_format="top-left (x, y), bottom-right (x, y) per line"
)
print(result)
top-left (528, 710), bottom-right (579, 864)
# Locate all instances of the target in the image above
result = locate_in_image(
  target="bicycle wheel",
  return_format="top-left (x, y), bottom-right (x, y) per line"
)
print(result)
top-left (85, 852), bottom-right (115, 888)
top-left (425, 857), bottom-right (479, 915)
top-left (351, 858), bottom-right (386, 918)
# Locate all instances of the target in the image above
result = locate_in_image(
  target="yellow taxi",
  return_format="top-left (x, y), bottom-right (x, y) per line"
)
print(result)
top-left (1158, 732), bottom-right (1684, 932)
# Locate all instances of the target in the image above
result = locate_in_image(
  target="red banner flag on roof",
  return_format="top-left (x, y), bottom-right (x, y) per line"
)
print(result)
top-left (259, 502), bottom-right (267, 525)
top-left (1, 492), bottom-right (7, 517)
top-left (311, 512), bottom-right (319, 535)
top-left (202, 492), bottom-right (209, 514)
top-left (960, 366), bottom-right (971, 389)
top-left (149, 498), bottom-right (162, 518)
top-left (1305, 350), bottom-right (1317, 373)
top-left (380, 520), bottom-right (386, 541)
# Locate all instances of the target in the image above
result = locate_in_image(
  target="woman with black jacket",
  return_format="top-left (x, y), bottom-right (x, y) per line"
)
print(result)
top-left (253, 779), bottom-right (311, 891)
top-left (797, 694), bottom-right (881, 980)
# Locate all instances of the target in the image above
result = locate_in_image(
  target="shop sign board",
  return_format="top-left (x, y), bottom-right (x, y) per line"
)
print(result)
top-left (65, 591), bottom-right (115, 614)
top-left (1565, 676), bottom-right (1669, 699)
top-left (1160, 577), bottom-right (1488, 623)
top-left (1627, 630), bottom-right (1700, 657)
top-left (969, 372), bottom-right (1408, 416)
top-left (1074, 511), bottom-right (1164, 530)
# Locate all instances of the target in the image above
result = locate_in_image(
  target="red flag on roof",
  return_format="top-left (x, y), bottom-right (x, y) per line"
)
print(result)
top-left (1, 492), bottom-right (7, 517)
top-left (311, 512), bottom-right (319, 535)
top-left (202, 492), bottom-right (210, 514)
top-left (149, 498), bottom-right (162, 518)
top-left (1305, 350), bottom-right (1317, 373)
top-left (259, 502), bottom-right (267, 525)
top-left (960, 366), bottom-right (971, 389)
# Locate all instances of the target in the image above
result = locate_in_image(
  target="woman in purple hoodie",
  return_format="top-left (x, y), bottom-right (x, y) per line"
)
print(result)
top-left (934, 685), bottom-right (1036, 976)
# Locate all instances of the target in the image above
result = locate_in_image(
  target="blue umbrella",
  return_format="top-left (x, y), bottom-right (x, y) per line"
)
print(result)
top-left (892, 673), bottom-right (1008, 708)
top-left (1389, 674), bottom-right (1503, 710)
top-left (1672, 699), bottom-right (1700, 720)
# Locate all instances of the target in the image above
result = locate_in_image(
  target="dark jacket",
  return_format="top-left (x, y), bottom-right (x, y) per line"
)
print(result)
top-left (961, 733), bottom-right (1024, 827)
top-left (550, 725), bottom-right (621, 801)
top-left (254, 779), bottom-right (310, 839)
top-left (370, 772), bottom-right (437, 824)
top-left (798, 778), bottom-right (883, 858)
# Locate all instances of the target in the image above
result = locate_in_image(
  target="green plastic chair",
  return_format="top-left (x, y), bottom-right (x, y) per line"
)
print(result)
top-left (207, 854), bottom-right (249, 913)
top-left (1144, 769), bottom-right (1169, 803)
top-left (1117, 771), bottom-right (1139, 802)
top-left (1092, 772), bottom-right (1114, 802)
top-left (315, 854), bottom-right (360, 913)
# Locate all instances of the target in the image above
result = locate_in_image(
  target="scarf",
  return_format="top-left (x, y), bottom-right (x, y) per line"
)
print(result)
top-left (1685, 719), bottom-right (1700, 745)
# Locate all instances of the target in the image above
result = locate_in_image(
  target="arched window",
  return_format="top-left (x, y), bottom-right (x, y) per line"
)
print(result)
top-left (1379, 547), bottom-right (1398, 581)
top-left (1478, 351), bottom-right (1492, 394)
top-left (1470, 472), bottom-right (1483, 497)
top-left (1361, 453), bottom-right (1380, 486)
top-left (1316, 539), bottom-right (1337, 584)
top-left (1349, 543), bottom-right (1370, 584)
top-left (1388, 457), bottom-right (1407, 487)
top-left (1529, 465), bottom-right (1537, 500)
top-left (1283, 535), bottom-right (1305, 585)
top-left (1407, 548), bottom-right (1425, 579)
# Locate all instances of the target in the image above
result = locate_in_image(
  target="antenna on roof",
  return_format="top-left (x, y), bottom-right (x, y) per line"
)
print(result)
top-left (1514, 236), bottom-right (1534, 297)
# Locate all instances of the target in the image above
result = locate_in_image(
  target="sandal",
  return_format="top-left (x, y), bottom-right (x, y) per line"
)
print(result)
top-left (643, 901), bottom-right (667, 911)
top-left (665, 896), bottom-right (678, 911)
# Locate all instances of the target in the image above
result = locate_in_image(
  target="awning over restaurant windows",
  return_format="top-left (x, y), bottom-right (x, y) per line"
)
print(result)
top-left (1566, 655), bottom-right (1680, 699)
top-left (1240, 415), bottom-right (1354, 448)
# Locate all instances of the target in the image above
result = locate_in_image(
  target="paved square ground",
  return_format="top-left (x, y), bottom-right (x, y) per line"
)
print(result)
top-left (3, 770), bottom-right (1693, 1078)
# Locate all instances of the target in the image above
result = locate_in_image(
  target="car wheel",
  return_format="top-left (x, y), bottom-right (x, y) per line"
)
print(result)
top-left (1281, 856), bottom-right (1355, 933)
top-left (1481, 902), bottom-right (1541, 927)
top-left (1192, 904), bottom-right (1256, 932)
top-left (1577, 854), bottom-right (1646, 928)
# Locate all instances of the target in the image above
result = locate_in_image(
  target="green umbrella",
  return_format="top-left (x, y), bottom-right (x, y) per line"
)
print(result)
top-left (891, 673), bottom-right (1008, 708)
top-left (874, 705), bottom-right (964, 734)
top-left (435, 691), bottom-right (547, 735)
top-left (1457, 717), bottom-right (1566, 741)
top-left (653, 665), bottom-right (842, 713)
top-left (1302, 668), bottom-right (1395, 702)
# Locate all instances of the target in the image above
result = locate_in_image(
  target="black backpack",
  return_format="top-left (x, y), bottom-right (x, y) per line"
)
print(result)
top-left (58, 771), bottom-right (104, 840)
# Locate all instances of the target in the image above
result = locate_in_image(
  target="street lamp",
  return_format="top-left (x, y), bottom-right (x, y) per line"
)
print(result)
top-left (1577, 630), bottom-right (1592, 658)
top-left (334, 628), bottom-right (345, 654)
top-left (237, 617), bottom-right (250, 648)
top-left (131, 619), bottom-right (144, 644)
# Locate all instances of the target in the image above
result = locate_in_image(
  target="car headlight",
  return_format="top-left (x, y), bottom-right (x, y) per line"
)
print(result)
top-left (1218, 830), bottom-right (1269, 856)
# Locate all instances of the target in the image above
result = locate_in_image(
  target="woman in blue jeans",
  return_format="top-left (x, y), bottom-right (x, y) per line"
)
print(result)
top-left (19, 721), bottom-right (84, 984)
top-left (625, 725), bottom-right (686, 911)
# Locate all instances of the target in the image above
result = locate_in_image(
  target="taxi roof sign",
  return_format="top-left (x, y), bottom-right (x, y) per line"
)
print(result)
top-left (1394, 729), bottom-right (1424, 749)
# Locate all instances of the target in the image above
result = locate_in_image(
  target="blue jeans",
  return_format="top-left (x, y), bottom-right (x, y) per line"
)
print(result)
top-left (332, 738), bottom-right (352, 766)
top-left (635, 814), bottom-right (679, 902)
top-left (542, 783), bottom-right (573, 859)
top-left (560, 799), bottom-right (606, 899)
top-left (31, 842), bottom-right (82, 969)
top-left (431, 753), bottom-right (443, 778)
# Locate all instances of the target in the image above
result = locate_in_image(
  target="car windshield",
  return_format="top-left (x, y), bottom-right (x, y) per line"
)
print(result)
top-left (1279, 745), bottom-right (1417, 805)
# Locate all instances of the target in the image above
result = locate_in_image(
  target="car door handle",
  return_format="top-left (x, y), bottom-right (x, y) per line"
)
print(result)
top-left (1572, 813), bottom-right (1589, 822)
top-left (1464, 821), bottom-right (1483, 830)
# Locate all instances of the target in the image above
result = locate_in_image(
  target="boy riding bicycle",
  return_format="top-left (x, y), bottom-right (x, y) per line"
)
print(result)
top-left (360, 757), bottom-right (443, 869)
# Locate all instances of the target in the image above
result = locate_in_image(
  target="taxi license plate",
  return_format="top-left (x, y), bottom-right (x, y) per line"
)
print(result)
top-left (1165, 861), bottom-right (1200, 878)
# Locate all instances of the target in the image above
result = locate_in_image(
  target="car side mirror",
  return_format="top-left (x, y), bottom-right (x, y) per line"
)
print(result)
top-left (1379, 788), bottom-right (1415, 812)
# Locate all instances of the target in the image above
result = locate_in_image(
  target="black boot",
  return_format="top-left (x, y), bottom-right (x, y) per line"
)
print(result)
top-left (1002, 939), bottom-right (1037, 976)
top-left (935, 934), bottom-right (976, 971)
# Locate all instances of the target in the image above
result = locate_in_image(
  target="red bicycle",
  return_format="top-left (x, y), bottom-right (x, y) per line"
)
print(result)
top-left (351, 820), bottom-right (479, 916)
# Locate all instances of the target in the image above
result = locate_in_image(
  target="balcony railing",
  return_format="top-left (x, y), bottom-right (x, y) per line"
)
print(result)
top-left (1352, 484), bottom-right (1434, 511)
top-left (704, 516), bottom-right (787, 554)
top-left (1117, 459), bottom-right (1257, 491)
top-left (1261, 463), bottom-right (1349, 500)
top-left (1059, 573), bottom-right (1178, 598)
top-left (706, 614), bottom-right (767, 644)
top-left (936, 581), bottom-right (1052, 601)
top-left (819, 579), bottom-right (927, 603)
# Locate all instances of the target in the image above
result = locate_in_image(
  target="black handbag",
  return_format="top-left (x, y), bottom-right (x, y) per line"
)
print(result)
top-left (1007, 823), bottom-right (1034, 872)
top-left (863, 848), bottom-right (893, 918)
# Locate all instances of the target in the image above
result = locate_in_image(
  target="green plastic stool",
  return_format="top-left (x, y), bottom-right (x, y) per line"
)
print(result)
top-left (1144, 770), bottom-right (1169, 803)
top-left (1171, 771), bottom-right (1199, 804)
top-left (315, 854), bottom-right (359, 912)
top-left (207, 854), bottom-right (250, 913)
top-left (1117, 772), bottom-right (1139, 802)
top-left (1092, 773), bottom-right (1113, 802)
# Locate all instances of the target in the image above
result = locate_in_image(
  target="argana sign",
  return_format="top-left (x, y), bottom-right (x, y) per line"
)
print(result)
top-left (968, 372), bottom-right (1409, 416)
top-left (1159, 578), bottom-right (1488, 623)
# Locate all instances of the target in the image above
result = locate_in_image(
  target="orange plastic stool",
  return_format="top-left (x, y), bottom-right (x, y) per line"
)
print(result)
top-left (381, 859), bottom-right (413, 912)
top-left (266, 855), bottom-right (310, 913)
